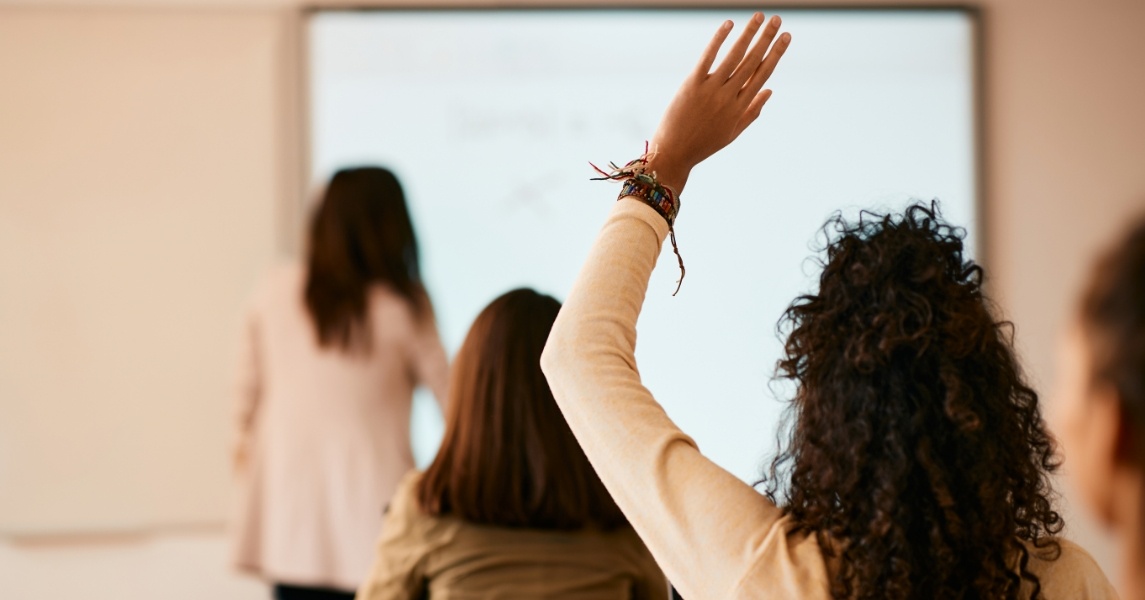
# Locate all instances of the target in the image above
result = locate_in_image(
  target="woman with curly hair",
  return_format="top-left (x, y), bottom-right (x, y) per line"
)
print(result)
top-left (1055, 218), bottom-right (1145, 599)
top-left (541, 13), bottom-right (1117, 599)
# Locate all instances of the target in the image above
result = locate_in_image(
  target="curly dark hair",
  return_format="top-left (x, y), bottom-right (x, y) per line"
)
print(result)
top-left (764, 203), bottom-right (1063, 599)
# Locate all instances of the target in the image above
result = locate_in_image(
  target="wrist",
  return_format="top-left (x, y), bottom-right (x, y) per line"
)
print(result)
top-left (590, 143), bottom-right (688, 295)
top-left (615, 174), bottom-right (686, 295)
top-left (643, 150), bottom-right (691, 194)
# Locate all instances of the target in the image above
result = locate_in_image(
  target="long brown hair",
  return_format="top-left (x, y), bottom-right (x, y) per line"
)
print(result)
top-left (304, 167), bottom-right (425, 351)
top-left (417, 288), bottom-right (627, 530)
top-left (1079, 216), bottom-right (1145, 465)
top-left (766, 203), bottom-right (1062, 599)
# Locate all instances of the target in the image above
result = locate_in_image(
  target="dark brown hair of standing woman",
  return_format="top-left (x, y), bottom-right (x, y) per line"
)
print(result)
top-left (417, 288), bottom-right (627, 530)
top-left (1079, 217), bottom-right (1145, 464)
top-left (765, 203), bottom-right (1062, 600)
top-left (304, 166), bottom-right (426, 352)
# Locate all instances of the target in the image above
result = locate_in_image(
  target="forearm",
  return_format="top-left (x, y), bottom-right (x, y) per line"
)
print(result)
top-left (542, 198), bottom-right (786, 598)
top-left (418, 331), bottom-right (450, 410)
top-left (233, 311), bottom-right (262, 464)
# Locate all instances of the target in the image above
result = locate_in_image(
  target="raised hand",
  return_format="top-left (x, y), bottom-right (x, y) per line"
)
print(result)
top-left (647, 13), bottom-right (791, 194)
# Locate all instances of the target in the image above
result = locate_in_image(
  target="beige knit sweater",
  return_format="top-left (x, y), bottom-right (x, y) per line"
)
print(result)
top-left (540, 198), bottom-right (1119, 600)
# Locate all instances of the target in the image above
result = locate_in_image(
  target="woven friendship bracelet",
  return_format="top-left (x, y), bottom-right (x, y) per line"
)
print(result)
top-left (589, 144), bottom-right (686, 295)
top-left (620, 174), bottom-right (680, 226)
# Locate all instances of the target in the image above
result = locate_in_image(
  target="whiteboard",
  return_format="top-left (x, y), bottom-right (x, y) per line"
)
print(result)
top-left (308, 9), bottom-right (977, 485)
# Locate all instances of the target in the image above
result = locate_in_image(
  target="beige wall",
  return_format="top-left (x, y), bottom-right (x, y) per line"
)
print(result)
top-left (0, 0), bottom-right (1142, 596)
top-left (0, 7), bottom-right (288, 533)
top-left (978, 0), bottom-right (1145, 578)
top-left (0, 532), bottom-right (264, 600)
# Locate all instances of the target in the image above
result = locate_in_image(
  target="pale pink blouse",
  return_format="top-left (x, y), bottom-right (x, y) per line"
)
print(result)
top-left (231, 264), bottom-right (448, 591)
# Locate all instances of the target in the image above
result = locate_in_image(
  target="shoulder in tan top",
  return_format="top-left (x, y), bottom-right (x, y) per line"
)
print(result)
top-left (356, 471), bottom-right (668, 600)
top-left (540, 199), bottom-right (1119, 600)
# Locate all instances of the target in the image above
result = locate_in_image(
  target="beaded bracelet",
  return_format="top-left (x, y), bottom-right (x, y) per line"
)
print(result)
top-left (620, 174), bottom-right (679, 225)
top-left (590, 144), bottom-right (686, 295)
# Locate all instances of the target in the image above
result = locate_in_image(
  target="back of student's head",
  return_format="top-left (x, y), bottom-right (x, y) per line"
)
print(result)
top-left (767, 203), bottom-right (1061, 600)
top-left (304, 166), bottom-right (425, 351)
top-left (1079, 217), bottom-right (1145, 466)
top-left (418, 288), bottom-right (626, 531)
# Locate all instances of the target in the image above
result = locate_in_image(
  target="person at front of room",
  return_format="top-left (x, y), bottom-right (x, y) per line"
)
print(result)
top-left (540, 12), bottom-right (1118, 600)
top-left (231, 167), bottom-right (449, 600)
top-left (357, 288), bottom-right (666, 600)
top-left (1055, 219), bottom-right (1145, 600)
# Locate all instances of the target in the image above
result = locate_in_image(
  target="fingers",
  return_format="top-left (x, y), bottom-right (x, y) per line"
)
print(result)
top-left (733, 89), bottom-right (773, 139)
top-left (741, 31), bottom-right (792, 99)
top-left (747, 88), bottom-right (773, 117)
top-left (712, 12), bottom-right (765, 80)
top-left (728, 15), bottom-right (782, 86)
top-left (693, 20), bottom-right (734, 77)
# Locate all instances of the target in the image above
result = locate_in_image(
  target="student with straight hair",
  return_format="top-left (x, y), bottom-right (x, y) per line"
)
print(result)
top-left (541, 13), bottom-right (1117, 599)
top-left (357, 288), bottom-right (666, 600)
top-left (232, 167), bottom-right (449, 600)
top-left (1056, 217), bottom-right (1145, 600)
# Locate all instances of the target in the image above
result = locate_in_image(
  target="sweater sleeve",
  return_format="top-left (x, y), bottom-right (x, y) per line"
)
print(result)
top-left (540, 198), bottom-right (827, 600)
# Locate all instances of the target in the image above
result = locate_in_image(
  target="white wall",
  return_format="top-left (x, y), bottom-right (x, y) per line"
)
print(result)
top-left (0, 0), bottom-right (1142, 598)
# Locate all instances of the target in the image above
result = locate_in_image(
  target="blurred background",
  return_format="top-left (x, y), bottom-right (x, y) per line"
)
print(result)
top-left (1, 0), bottom-right (1142, 598)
